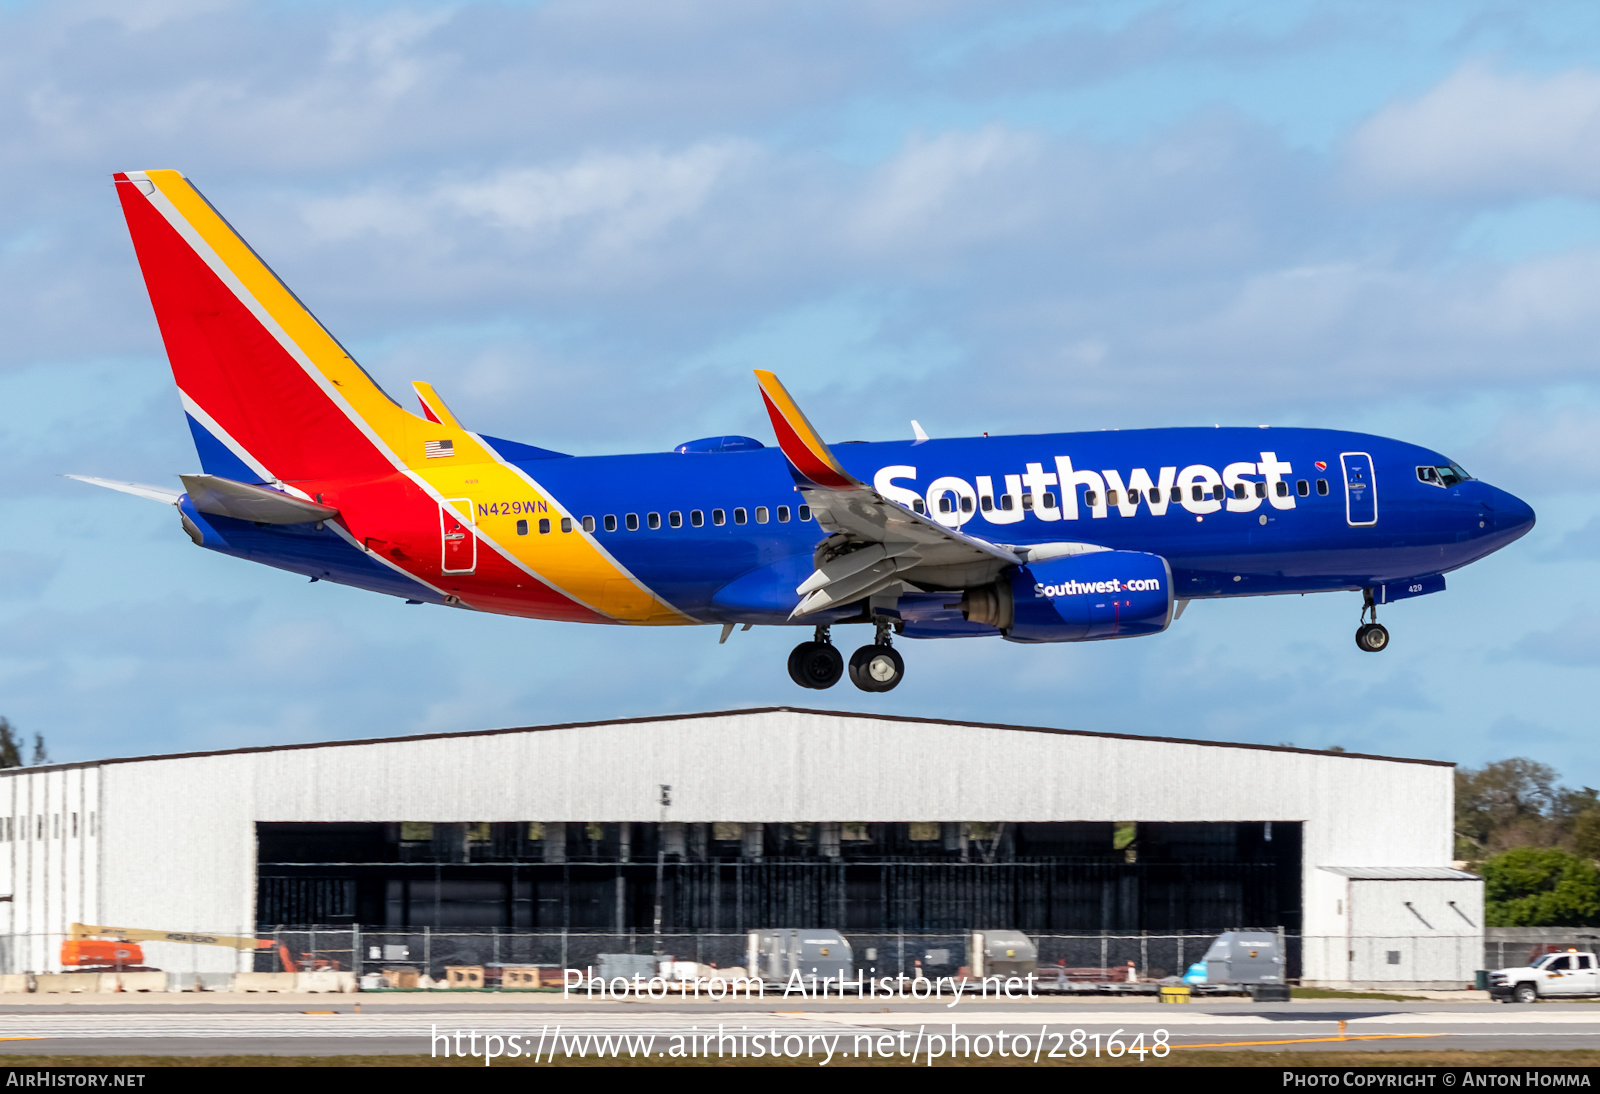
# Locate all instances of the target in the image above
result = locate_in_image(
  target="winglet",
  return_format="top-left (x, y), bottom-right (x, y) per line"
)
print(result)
top-left (753, 371), bottom-right (862, 490)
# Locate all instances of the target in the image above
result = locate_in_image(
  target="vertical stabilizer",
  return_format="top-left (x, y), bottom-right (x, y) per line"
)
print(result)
top-left (114, 170), bottom-right (414, 484)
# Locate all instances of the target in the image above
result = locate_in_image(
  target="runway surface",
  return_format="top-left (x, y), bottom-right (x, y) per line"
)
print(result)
top-left (1, 997), bottom-right (1597, 1059)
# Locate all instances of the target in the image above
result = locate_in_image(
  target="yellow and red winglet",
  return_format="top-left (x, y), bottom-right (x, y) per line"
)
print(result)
top-left (754, 371), bottom-right (863, 490)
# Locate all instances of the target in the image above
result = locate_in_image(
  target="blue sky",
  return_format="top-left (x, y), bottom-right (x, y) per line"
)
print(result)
top-left (2, 0), bottom-right (1598, 785)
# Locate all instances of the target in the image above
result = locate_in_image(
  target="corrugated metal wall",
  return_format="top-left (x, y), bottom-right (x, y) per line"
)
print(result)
top-left (0, 765), bottom-right (101, 973)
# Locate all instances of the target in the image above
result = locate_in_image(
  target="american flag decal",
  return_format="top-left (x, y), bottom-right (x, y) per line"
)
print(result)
top-left (425, 439), bottom-right (455, 459)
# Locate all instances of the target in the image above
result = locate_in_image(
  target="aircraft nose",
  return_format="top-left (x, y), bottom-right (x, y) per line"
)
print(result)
top-left (1493, 488), bottom-right (1536, 539)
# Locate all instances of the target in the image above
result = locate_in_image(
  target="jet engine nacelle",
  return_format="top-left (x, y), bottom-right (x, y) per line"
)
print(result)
top-left (961, 550), bottom-right (1174, 643)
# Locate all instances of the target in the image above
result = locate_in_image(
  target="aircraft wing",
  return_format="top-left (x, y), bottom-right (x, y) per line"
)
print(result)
top-left (756, 371), bottom-right (1034, 615)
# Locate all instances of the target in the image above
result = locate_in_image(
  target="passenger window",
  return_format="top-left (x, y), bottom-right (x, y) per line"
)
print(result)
top-left (1001, 495), bottom-right (1014, 511)
top-left (603, 515), bottom-right (617, 532)
top-left (1317, 479), bottom-right (1329, 496)
top-left (1253, 482), bottom-right (1265, 498)
top-left (980, 496), bottom-right (993, 512)
top-left (1021, 493), bottom-right (1034, 510)
top-left (1191, 485), bottom-right (1204, 501)
top-left (1297, 480), bottom-right (1309, 497)
top-left (582, 516), bottom-right (596, 533)
top-left (960, 496), bottom-right (973, 513)
top-left (1128, 489), bottom-right (1140, 505)
top-left (777, 506), bottom-right (790, 522)
top-left (626, 513), bottom-right (640, 531)
top-left (516, 519), bottom-right (528, 535)
top-left (1171, 486), bottom-right (1182, 503)
top-left (912, 499), bottom-right (926, 514)
top-left (539, 518), bottom-right (551, 534)
top-left (1042, 492), bottom-right (1056, 509)
top-left (734, 507), bottom-right (748, 525)
top-left (560, 517), bottom-right (572, 533)
top-left (755, 506), bottom-right (769, 523)
top-left (1276, 481), bottom-right (1288, 497)
top-left (1233, 483), bottom-right (1247, 500)
top-left (647, 512), bottom-right (660, 530)
top-left (1212, 485), bottom-right (1225, 500)
top-left (669, 511), bottom-right (682, 528)
top-left (690, 510), bottom-right (704, 527)
top-left (799, 505), bottom-right (811, 520)
top-left (1084, 491), bottom-right (1098, 507)
top-left (939, 496), bottom-right (953, 513)
top-left (1106, 490), bottom-right (1119, 506)
top-left (712, 509), bottom-right (726, 526)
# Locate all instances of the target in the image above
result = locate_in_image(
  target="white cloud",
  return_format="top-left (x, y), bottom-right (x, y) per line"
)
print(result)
top-left (1348, 63), bottom-right (1600, 198)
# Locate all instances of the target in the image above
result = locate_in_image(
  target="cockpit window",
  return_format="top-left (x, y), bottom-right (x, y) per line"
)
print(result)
top-left (1416, 463), bottom-right (1472, 488)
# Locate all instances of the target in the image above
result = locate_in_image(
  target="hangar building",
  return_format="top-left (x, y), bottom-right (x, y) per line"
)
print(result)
top-left (0, 708), bottom-right (1481, 988)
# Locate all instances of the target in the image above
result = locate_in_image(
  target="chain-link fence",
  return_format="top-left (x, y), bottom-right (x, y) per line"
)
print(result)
top-left (2, 926), bottom-right (1496, 985)
top-left (2, 927), bottom-right (1271, 981)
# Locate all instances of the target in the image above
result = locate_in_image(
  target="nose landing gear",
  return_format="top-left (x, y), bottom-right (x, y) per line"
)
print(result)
top-left (787, 626), bottom-right (845, 689)
top-left (848, 618), bottom-right (905, 693)
top-left (1356, 589), bottom-right (1390, 653)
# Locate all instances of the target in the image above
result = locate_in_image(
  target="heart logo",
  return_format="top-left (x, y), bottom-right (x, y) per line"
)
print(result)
top-left (1314, 461), bottom-right (1327, 471)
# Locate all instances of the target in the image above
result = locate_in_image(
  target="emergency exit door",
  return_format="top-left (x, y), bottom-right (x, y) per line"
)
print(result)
top-left (440, 499), bottom-right (476, 574)
top-left (1340, 452), bottom-right (1377, 526)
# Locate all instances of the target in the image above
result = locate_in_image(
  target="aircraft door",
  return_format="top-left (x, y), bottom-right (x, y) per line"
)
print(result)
top-left (440, 499), bottom-right (477, 574)
top-left (1340, 452), bottom-right (1377, 526)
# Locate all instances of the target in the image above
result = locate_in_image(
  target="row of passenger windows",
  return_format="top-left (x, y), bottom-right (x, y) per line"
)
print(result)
top-left (514, 505), bottom-right (814, 536)
top-left (926, 479), bottom-right (1334, 514)
top-left (2, 812), bottom-right (94, 840)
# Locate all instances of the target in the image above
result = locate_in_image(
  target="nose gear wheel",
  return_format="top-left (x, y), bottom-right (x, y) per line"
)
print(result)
top-left (1356, 588), bottom-right (1390, 652)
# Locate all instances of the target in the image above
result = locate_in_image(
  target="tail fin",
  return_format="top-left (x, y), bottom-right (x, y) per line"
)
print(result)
top-left (115, 170), bottom-right (415, 484)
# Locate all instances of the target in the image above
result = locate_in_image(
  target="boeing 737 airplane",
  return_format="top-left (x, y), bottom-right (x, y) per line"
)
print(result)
top-left (75, 170), bottom-right (1535, 692)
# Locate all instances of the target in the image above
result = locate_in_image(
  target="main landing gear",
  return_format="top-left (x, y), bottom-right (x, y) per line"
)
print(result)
top-left (1356, 588), bottom-right (1390, 653)
top-left (787, 622), bottom-right (906, 692)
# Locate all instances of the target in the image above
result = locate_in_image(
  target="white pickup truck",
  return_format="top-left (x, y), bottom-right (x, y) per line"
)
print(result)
top-left (1489, 950), bottom-right (1600, 1003)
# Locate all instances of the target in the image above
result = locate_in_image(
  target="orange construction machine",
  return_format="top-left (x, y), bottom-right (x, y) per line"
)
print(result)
top-left (62, 924), bottom-right (273, 970)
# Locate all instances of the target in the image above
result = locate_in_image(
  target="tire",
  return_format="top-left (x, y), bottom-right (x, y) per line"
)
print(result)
top-left (848, 645), bottom-right (905, 692)
top-left (787, 642), bottom-right (844, 689)
top-left (1513, 982), bottom-right (1538, 1005)
top-left (1356, 623), bottom-right (1390, 653)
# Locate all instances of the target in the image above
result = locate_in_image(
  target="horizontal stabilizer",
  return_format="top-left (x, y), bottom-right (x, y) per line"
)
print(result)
top-left (65, 475), bottom-right (182, 505)
top-left (180, 475), bottom-right (339, 525)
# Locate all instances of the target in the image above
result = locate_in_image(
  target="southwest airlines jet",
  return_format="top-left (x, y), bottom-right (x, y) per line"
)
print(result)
top-left (76, 170), bottom-right (1535, 693)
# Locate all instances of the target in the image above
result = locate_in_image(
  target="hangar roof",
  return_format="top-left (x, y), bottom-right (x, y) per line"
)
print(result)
top-left (6, 705), bottom-right (1452, 774)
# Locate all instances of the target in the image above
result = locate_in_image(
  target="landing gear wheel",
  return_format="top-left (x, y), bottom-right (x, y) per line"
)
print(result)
top-left (1355, 623), bottom-right (1390, 653)
top-left (787, 642), bottom-right (844, 689)
top-left (848, 645), bottom-right (905, 692)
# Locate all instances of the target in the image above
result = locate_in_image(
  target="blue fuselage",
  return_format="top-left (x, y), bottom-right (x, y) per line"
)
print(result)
top-left (205, 426), bottom-right (1534, 630)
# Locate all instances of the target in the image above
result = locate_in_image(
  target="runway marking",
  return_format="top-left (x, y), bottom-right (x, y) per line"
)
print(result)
top-left (1178, 1034), bottom-right (1442, 1049)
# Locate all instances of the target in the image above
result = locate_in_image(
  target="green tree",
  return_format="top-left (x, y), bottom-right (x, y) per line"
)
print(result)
top-left (0, 718), bottom-right (20, 768)
top-left (1453, 758), bottom-right (1600, 855)
top-left (1483, 847), bottom-right (1600, 927)
top-left (1575, 810), bottom-right (1600, 861)
top-left (28, 733), bottom-right (47, 766)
